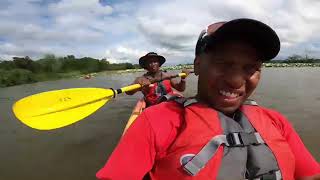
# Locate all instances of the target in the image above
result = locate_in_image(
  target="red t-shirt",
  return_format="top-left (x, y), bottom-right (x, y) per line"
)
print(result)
top-left (96, 102), bottom-right (320, 180)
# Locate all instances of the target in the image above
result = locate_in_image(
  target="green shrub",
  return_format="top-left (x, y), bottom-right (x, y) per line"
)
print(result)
top-left (0, 69), bottom-right (37, 87)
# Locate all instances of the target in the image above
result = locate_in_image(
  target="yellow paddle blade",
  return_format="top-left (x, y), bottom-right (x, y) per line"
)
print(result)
top-left (12, 88), bottom-right (114, 130)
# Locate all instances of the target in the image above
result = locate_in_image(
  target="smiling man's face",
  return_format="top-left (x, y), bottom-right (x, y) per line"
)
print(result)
top-left (194, 40), bottom-right (262, 115)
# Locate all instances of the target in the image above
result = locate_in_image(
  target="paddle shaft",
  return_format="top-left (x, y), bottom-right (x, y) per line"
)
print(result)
top-left (114, 72), bottom-right (191, 97)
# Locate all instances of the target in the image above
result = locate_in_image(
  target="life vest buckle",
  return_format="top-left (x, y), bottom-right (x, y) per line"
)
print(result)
top-left (226, 132), bottom-right (262, 147)
top-left (226, 132), bottom-right (244, 147)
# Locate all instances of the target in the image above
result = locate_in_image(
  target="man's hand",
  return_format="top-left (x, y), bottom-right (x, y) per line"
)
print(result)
top-left (134, 77), bottom-right (151, 87)
top-left (134, 77), bottom-right (153, 92)
top-left (181, 69), bottom-right (192, 79)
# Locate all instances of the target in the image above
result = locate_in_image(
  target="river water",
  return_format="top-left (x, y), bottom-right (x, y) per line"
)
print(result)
top-left (0, 68), bottom-right (319, 180)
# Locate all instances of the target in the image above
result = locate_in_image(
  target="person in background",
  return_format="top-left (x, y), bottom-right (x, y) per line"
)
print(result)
top-left (126, 52), bottom-right (190, 107)
top-left (97, 18), bottom-right (320, 180)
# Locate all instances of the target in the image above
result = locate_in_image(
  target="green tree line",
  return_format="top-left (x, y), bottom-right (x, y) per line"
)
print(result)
top-left (0, 54), bottom-right (139, 87)
top-left (275, 55), bottom-right (320, 63)
top-left (1, 54), bottom-right (320, 87)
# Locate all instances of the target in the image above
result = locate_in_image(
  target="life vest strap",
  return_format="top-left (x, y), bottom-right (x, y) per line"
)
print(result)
top-left (245, 170), bottom-right (282, 180)
top-left (243, 99), bottom-right (258, 106)
top-left (160, 96), bottom-right (198, 107)
top-left (183, 134), bottom-right (225, 176)
top-left (183, 132), bottom-right (265, 176)
top-left (227, 132), bottom-right (265, 147)
top-left (173, 97), bottom-right (258, 107)
top-left (157, 94), bottom-right (183, 104)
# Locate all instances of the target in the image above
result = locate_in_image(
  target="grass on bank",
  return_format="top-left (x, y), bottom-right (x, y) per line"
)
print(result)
top-left (0, 69), bottom-right (82, 88)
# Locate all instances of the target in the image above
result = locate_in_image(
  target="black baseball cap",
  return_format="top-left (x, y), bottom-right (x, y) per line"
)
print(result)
top-left (195, 18), bottom-right (280, 61)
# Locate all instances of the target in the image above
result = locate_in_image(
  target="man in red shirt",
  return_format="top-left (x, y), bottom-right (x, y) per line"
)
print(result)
top-left (96, 18), bottom-right (320, 180)
top-left (125, 52), bottom-right (188, 107)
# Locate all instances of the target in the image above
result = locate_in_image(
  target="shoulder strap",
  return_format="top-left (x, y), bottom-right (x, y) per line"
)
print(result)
top-left (172, 97), bottom-right (258, 107)
top-left (243, 99), bottom-right (258, 106)
top-left (157, 94), bottom-right (180, 104)
top-left (172, 97), bottom-right (198, 107)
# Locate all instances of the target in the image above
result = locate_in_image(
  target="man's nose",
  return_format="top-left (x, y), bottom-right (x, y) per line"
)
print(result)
top-left (224, 67), bottom-right (246, 89)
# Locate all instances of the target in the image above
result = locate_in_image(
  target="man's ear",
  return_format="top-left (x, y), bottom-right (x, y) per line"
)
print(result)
top-left (194, 56), bottom-right (200, 76)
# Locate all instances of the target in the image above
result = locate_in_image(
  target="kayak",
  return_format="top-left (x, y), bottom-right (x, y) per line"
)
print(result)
top-left (122, 98), bottom-right (146, 135)
top-left (122, 92), bottom-right (183, 135)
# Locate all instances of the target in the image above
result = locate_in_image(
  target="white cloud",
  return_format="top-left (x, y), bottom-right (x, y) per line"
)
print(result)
top-left (105, 46), bottom-right (146, 64)
top-left (48, 0), bottom-right (113, 30)
top-left (104, 44), bottom-right (194, 65)
top-left (135, 0), bottom-right (320, 60)
top-left (0, 42), bottom-right (51, 57)
top-left (49, 0), bottom-right (113, 16)
top-left (0, 0), bottom-right (320, 63)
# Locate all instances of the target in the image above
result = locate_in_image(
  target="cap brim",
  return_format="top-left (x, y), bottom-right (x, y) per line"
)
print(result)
top-left (208, 18), bottom-right (280, 61)
top-left (139, 55), bottom-right (166, 69)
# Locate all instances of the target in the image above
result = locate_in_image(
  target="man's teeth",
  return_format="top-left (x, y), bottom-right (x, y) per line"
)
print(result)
top-left (219, 90), bottom-right (239, 98)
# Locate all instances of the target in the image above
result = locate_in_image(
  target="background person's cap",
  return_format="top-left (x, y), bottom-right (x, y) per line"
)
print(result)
top-left (139, 52), bottom-right (166, 69)
top-left (195, 18), bottom-right (280, 61)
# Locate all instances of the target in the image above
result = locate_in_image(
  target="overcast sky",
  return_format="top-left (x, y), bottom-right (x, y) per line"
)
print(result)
top-left (0, 0), bottom-right (319, 65)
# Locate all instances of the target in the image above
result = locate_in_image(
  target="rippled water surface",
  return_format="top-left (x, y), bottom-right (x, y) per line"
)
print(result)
top-left (0, 68), bottom-right (319, 180)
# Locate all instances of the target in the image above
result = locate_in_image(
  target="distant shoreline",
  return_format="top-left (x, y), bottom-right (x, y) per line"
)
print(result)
top-left (263, 62), bottom-right (320, 67)
top-left (1, 63), bottom-right (320, 88)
